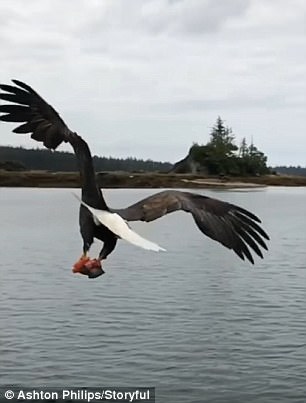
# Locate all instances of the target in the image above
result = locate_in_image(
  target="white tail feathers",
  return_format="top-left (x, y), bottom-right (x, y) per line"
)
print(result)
top-left (73, 194), bottom-right (166, 252)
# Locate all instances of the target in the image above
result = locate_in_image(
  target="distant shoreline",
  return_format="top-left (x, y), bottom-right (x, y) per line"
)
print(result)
top-left (1, 170), bottom-right (306, 188)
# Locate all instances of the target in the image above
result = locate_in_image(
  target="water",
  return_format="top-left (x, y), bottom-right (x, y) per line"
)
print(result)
top-left (0, 187), bottom-right (306, 402)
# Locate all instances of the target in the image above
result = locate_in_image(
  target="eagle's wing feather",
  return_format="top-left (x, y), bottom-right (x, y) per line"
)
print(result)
top-left (112, 190), bottom-right (269, 264)
top-left (0, 80), bottom-right (100, 196)
top-left (0, 79), bottom-right (70, 149)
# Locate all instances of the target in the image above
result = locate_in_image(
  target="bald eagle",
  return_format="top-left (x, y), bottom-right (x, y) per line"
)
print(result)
top-left (0, 80), bottom-right (269, 278)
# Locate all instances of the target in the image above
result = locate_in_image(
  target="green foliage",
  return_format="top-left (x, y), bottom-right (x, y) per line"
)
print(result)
top-left (0, 146), bottom-right (172, 172)
top-left (238, 142), bottom-right (270, 175)
top-left (188, 117), bottom-right (270, 176)
top-left (189, 143), bottom-right (212, 163)
top-left (208, 116), bottom-right (238, 157)
top-left (0, 159), bottom-right (26, 171)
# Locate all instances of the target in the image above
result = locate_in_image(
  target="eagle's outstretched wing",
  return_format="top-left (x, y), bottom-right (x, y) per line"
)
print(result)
top-left (0, 80), bottom-right (98, 194)
top-left (112, 190), bottom-right (269, 264)
top-left (0, 79), bottom-right (71, 149)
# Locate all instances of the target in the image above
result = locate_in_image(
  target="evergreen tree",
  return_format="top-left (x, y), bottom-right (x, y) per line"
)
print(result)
top-left (239, 137), bottom-right (248, 158)
top-left (208, 116), bottom-right (238, 157)
top-left (246, 142), bottom-right (269, 175)
top-left (205, 117), bottom-right (238, 175)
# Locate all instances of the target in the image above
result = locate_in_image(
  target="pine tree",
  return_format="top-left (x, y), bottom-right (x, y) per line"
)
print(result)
top-left (239, 137), bottom-right (248, 158)
top-left (208, 116), bottom-right (238, 157)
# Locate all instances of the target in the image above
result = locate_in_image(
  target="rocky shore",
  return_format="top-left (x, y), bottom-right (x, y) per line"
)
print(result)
top-left (1, 170), bottom-right (306, 188)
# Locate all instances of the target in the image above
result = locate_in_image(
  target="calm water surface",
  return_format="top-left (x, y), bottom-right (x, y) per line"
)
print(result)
top-left (0, 187), bottom-right (306, 402)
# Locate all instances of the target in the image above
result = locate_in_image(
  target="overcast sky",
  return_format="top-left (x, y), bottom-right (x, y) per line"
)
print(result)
top-left (1, 0), bottom-right (305, 165)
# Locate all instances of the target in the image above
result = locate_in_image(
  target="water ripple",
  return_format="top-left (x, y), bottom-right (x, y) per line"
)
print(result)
top-left (1, 187), bottom-right (306, 402)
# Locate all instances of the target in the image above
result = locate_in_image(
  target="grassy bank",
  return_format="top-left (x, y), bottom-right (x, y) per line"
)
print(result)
top-left (1, 170), bottom-right (306, 188)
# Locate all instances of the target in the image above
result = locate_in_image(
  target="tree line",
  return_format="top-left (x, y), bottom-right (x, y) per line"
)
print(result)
top-left (273, 166), bottom-right (306, 176)
top-left (0, 146), bottom-right (172, 172)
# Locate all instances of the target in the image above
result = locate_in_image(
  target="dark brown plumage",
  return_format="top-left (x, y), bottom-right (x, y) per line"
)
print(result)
top-left (0, 80), bottom-right (269, 267)
top-left (112, 190), bottom-right (269, 264)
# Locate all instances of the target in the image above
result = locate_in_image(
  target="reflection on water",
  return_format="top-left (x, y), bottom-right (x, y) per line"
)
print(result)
top-left (0, 187), bottom-right (306, 402)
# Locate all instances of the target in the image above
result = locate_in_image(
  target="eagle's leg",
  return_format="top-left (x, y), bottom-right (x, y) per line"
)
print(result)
top-left (98, 237), bottom-right (118, 261)
top-left (72, 239), bottom-right (92, 273)
top-left (86, 238), bottom-right (117, 279)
